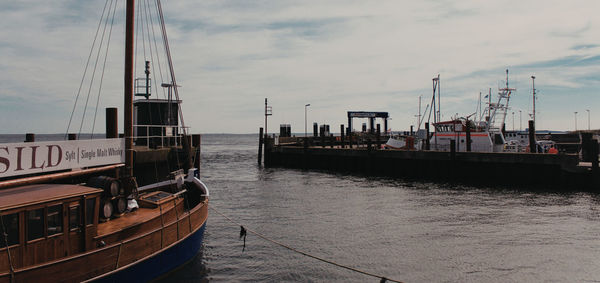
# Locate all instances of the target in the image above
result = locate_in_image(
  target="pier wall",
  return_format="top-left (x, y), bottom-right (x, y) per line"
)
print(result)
top-left (265, 145), bottom-right (596, 191)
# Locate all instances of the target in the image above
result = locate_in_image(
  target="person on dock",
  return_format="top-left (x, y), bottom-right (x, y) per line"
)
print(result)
top-left (548, 145), bottom-right (558, 154)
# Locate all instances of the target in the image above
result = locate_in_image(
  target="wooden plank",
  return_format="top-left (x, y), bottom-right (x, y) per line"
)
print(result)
top-left (96, 199), bottom-right (180, 237)
top-left (0, 185), bottom-right (102, 211)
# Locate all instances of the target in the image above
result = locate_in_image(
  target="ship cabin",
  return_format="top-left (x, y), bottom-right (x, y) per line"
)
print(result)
top-left (0, 184), bottom-right (102, 272)
top-left (433, 119), bottom-right (483, 133)
top-left (133, 98), bottom-right (181, 148)
top-left (132, 61), bottom-right (184, 149)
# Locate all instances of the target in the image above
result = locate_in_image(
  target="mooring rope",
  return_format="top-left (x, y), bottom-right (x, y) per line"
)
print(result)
top-left (210, 206), bottom-right (403, 283)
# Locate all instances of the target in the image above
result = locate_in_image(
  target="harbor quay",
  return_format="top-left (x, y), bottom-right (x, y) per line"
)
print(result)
top-left (260, 134), bottom-right (600, 191)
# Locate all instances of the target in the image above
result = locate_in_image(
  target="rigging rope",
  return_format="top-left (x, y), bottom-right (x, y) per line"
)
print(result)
top-left (210, 206), bottom-right (404, 283)
top-left (156, 0), bottom-right (188, 136)
top-left (77, 0), bottom-right (116, 138)
top-left (148, 0), bottom-right (168, 100)
top-left (91, 1), bottom-right (118, 138)
top-left (134, 0), bottom-right (141, 81)
top-left (0, 213), bottom-right (15, 282)
top-left (144, 0), bottom-right (166, 100)
top-left (65, 0), bottom-right (110, 139)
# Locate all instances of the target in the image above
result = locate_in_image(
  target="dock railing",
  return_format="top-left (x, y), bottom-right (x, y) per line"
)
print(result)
top-left (133, 124), bottom-right (189, 148)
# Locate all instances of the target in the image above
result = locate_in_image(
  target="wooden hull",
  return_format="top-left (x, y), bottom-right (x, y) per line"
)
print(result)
top-left (0, 200), bottom-right (208, 283)
top-left (91, 218), bottom-right (206, 282)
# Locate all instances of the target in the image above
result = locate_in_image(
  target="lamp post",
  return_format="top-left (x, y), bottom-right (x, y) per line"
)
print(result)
top-left (531, 76), bottom-right (536, 126)
top-left (304, 104), bottom-right (310, 137)
top-left (574, 111), bottom-right (578, 131)
top-left (512, 112), bottom-right (515, 131)
top-left (586, 109), bottom-right (590, 130)
top-left (519, 110), bottom-right (522, 131)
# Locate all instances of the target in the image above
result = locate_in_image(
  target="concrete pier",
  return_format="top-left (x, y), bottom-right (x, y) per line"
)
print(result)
top-left (264, 138), bottom-right (598, 191)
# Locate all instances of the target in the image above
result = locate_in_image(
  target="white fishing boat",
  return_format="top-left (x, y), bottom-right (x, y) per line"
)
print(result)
top-left (427, 70), bottom-right (514, 152)
top-left (429, 118), bottom-right (504, 152)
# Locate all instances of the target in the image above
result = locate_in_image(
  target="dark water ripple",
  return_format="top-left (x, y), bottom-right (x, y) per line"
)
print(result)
top-left (160, 134), bottom-right (600, 282)
top-left (2, 134), bottom-right (597, 282)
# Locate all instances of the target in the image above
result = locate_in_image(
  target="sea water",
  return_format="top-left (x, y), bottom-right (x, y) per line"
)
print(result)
top-left (167, 134), bottom-right (600, 282)
top-left (2, 134), bottom-right (598, 282)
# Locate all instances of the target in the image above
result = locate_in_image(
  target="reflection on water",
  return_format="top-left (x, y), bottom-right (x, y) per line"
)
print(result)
top-left (168, 134), bottom-right (599, 282)
top-left (2, 134), bottom-right (596, 282)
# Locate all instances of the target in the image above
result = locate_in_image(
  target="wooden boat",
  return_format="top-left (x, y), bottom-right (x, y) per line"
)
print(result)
top-left (0, 0), bottom-right (208, 281)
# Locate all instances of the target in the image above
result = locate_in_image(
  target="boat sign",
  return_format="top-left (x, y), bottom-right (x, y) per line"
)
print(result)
top-left (0, 138), bottom-right (125, 178)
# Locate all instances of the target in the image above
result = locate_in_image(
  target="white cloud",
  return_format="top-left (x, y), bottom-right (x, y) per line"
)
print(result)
top-left (1, 0), bottom-right (600, 134)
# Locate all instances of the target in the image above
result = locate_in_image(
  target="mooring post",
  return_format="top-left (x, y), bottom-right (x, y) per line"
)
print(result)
top-left (348, 131), bottom-right (353, 149)
top-left (106, 107), bottom-right (118, 138)
top-left (367, 138), bottom-right (372, 151)
top-left (528, 120), bottom-right (536, 153)
top-left (591, 139), bottom-right (599, 173)
top-left (68, 133), bottom-right (77, 140)
top-left (466, 120), bottom-right (472, 152)
top-left (425, 122), bottom-right (430, 150)
top-left (258, 127), bottom-right (264, 165)
top-left (376, 124), bottom-right (381, 149)
top-left (321, 127), bottom-right (325, 148)
top-left (25, 133), bottom-right (35, 142)
top-left (340, 124), bottom-right (345, 148)
top-left (581, 132), bottom-right (592, 161)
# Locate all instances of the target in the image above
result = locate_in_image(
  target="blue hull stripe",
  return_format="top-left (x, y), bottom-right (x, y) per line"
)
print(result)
top-left (94, 221), bottom-right (207, 283)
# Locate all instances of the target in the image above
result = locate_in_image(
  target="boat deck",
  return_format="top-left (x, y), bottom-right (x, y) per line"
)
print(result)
top-left (96, 197), bottom-right (183, 239)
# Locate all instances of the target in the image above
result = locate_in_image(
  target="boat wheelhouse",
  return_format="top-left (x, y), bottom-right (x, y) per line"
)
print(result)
top-left (429, 118), bottom-right (505, 152)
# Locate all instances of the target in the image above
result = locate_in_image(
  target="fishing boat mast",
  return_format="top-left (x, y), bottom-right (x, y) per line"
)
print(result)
top-left (485, 69), bottom-right (514, 133)
top-left (124, 0), bottom-right (134, 178)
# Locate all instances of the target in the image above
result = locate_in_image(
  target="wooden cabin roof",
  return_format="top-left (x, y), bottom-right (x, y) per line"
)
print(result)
top-left (0, 184), bottom-right (102, 211)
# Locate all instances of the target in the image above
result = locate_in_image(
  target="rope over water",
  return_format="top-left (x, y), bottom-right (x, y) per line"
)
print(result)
top-left (210, 206), bottom-right (404, 283)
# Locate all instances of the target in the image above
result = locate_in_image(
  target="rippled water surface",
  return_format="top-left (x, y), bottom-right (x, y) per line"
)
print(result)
top-left (2, 134), bottom-right (598, 282)
top-left (161, 134), bottom-right (599, 282)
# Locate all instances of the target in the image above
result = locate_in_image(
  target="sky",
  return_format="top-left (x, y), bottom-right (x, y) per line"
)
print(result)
top-left (1, 0), bottom-right (600, 134)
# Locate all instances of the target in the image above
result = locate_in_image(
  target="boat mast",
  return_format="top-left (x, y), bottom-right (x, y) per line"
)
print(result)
top-left (124, 0), bottom-right (135, 177)
top-left (436, 74), bottom-right (441, 122)
top-left (476, 91), bottom-right (481, 125)
top-left (416, 95), bottom-right (421, 131)
top-left (531, 75), bottom-right (536, 126)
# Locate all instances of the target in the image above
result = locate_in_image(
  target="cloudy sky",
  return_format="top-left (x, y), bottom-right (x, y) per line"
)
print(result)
top-left (1, 0), bottom-right (600, 134)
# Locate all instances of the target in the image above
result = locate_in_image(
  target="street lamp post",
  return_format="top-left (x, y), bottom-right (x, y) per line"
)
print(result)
top-left (305, 104), bottom-right (310, 137)
top-left (512, 112), bottom-right (515, 131)
top-left (531, 76), bottom-right (536, 125)
top-left (519, 110), bottom-right (522, 131)
top-left (586, 109), bottom-right (590, 130)
top-left (574, 111), bottom-right (578, 131)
